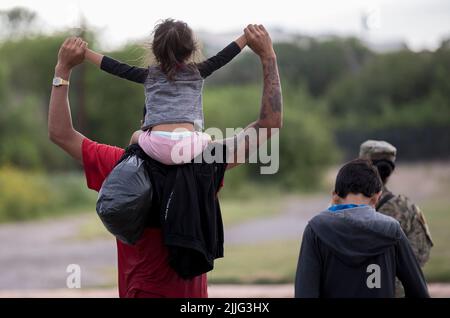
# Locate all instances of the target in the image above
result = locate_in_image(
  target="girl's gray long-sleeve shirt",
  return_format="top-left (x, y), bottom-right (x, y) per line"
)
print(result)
top-left (99, 42), bottom-right (241, 131)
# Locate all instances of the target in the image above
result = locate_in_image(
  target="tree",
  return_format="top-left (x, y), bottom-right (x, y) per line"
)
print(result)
top-left (0, 7), bottom-right (37, 38)
top-left (327, 49), bottom-right (434, 119)
top-left (207, 36), bottom-right (373, 97)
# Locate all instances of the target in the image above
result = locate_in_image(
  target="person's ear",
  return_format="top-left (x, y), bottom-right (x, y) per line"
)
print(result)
top-left (370, 191), bottom-right (382, 208)
top-left (332, 191), bottom-right (341, 205)
top-left (129, 130), bottom-right (143, 145)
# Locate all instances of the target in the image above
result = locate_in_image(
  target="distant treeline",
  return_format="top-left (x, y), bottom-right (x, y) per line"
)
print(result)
top-left (208, 36), bottom-right (450, 161)
top-left (1, 7), bottom-right (449, 192)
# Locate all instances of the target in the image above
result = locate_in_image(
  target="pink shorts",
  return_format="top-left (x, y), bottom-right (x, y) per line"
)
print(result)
top-left (138, 131), bottom-right (212, 165)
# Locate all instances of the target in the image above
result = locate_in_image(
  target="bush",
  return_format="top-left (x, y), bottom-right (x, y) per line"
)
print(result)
top-left (203, 84), bottom-right (339, 191)
top-left (0, 166), bottom-right (52, 221)
top-left (0, 166), bottom-right (96, 222)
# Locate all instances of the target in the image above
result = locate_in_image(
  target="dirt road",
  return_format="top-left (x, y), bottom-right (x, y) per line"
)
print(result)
top-left (0, 195), bottom-right (325, 290)
top-left (0, 161), bottom-right (448, 294)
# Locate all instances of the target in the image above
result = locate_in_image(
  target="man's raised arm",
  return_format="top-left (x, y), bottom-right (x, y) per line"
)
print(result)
top-left (224, 24), bottom-right (283, 170)
top-left (48, 37), bottom-right (87, 163)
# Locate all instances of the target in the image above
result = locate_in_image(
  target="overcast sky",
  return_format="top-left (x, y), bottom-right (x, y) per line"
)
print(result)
top-left (1, 0), bottom-right (450, 50)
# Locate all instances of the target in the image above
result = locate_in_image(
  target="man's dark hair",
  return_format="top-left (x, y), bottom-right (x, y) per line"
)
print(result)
top-left (334, 159), bottom-right (383, 198)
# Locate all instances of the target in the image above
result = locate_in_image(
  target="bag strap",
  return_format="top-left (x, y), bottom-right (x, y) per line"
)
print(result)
top-left (376, 191), bottom-right (395, 210)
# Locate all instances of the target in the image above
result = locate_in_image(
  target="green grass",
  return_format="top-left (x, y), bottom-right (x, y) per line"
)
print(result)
top-left (423, 199), bottom-right (450, 282)
top-left (75, 213), bottom-right (111, 241)
top-left (220, 190), bottom-right (284, 226)
top-left (209, 240), bottom-right (300, 284)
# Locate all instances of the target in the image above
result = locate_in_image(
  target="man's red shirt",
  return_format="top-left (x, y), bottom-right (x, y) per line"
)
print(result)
top-left (81, 138), bottom-right (208, 298)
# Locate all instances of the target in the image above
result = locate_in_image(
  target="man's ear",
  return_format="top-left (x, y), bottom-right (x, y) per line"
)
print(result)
top-left (332, 191), bottom-right (341, 205)
top-left (370, 191), bottom-right (382, 208)
top-left (129, 130), bottom-right (143, 145)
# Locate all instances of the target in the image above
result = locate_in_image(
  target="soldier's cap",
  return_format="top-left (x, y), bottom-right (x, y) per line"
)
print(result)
top-left (359, 140), bottom-right (397, 162)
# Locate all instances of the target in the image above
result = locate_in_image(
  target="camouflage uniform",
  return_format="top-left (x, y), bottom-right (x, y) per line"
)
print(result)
top-left (378, 188), bottom-right (433, 296)
top-left (360, 140), bottom-right (434, 297)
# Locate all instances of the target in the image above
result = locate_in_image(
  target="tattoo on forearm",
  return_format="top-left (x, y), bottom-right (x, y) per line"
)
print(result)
top-left (228, 58), bottom-right (282, 167)
top-left (261, 58), bottom-right (282, 120)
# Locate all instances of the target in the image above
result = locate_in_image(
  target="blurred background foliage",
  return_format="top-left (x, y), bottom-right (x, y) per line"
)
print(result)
top-left (0, 7), bottom-right (449, 221)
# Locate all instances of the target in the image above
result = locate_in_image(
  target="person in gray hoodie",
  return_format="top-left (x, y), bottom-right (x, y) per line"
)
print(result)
top-left (295, 159), bottom-right (429, 298)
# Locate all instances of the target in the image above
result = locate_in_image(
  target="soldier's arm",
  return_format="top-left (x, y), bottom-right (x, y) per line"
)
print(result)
top-left (383, 197), bottom-right (432, 267)
top-left (408, 203), bottom-right (433, 266)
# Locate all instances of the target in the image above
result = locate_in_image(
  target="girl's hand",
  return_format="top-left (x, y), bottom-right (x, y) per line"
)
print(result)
top-left (85, 48), bottom-right (104, 67)
top-left (235, 33), bottom-right (247, 50)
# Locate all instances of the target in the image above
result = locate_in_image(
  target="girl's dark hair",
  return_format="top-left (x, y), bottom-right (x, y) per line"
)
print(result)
top-left (151, 19), bottom-right (196, 81)
top-left (372, 159), bottom-right (395, 184)
top-left (334, 159), bottom-right (383, 198)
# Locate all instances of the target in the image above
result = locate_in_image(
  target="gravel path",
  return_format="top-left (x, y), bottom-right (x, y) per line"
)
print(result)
top-left (0, 196), bottom-right (325, 290)
top-left (225, 195), bottom-right (327, 245)
top-left (0, 189), bottom-right (446, 294)
top-left (0, 214), bottom-right (116, 289)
